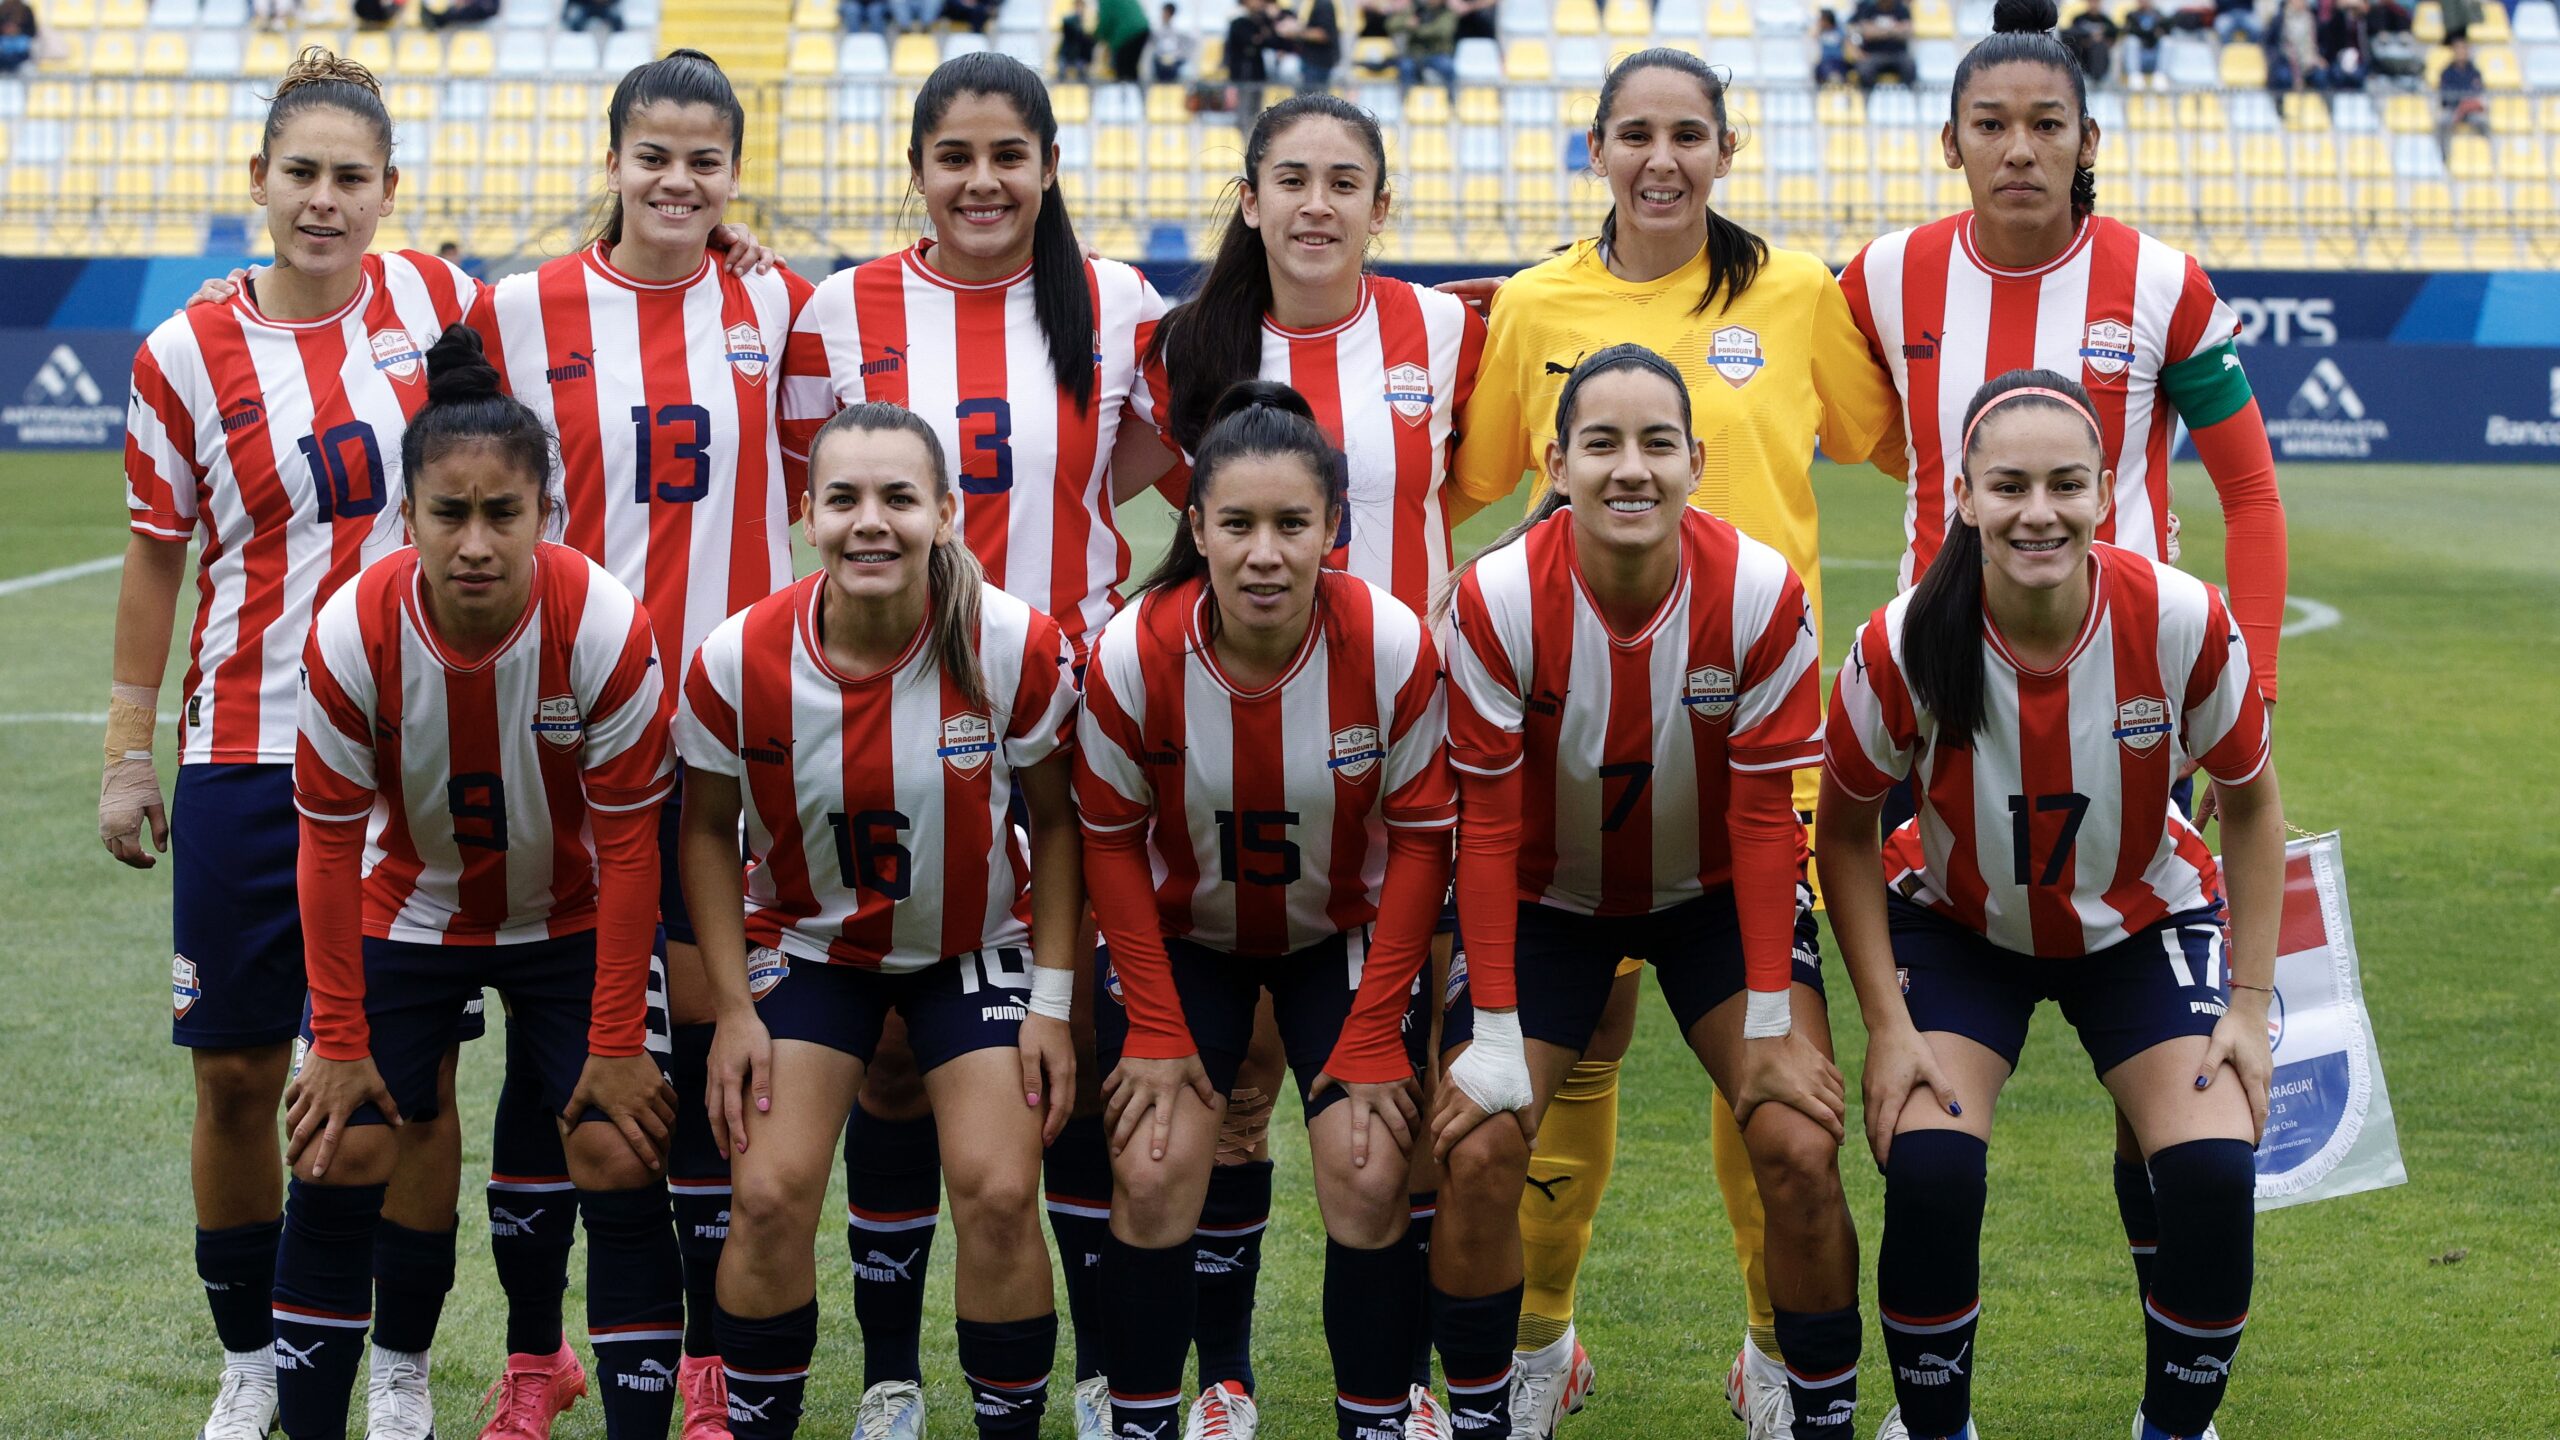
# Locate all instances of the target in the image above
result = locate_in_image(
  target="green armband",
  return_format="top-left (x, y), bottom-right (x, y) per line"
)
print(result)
top-left (2159, 338), bottom-right (2255, 430)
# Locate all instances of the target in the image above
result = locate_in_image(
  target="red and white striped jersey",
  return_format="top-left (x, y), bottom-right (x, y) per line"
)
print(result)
top-left (1840, 213), bottom-right (2239, 589)
top-left (295, 543), bottom-right (674, 944)
top-left (1076, 571), bottom-right (1455, 957)
top-left (777, 241), bottom-right (1168, 657)
top-left (1132, 276), bottom-right (1487, 616)
top-left (673, 572), bottom-right (1078, 972)
top-left (465, 243), bottom-right (816, 672)
top-left (124, 249), bottom-right (480, 764)
top-left (1445, 506), bottom-right (1824, 916)
top-left (1826, 543), bottom-right (2271, 957)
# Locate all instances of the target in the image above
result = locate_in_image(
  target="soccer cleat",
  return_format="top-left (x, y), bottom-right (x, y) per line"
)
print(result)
top-left (1509, 1324), bottom-right (1590, 1439)
top-left (853, 1378), bottom-right (927, 1440)
top-left (475, 1343), bottom-right (588, 1440)
top-left (1874, 1406), bottom-right (1979, 1440)
top-left (1723, 1336), bottom-right (1787, 1439)
top-left (1403, 1384), bottom-right (1452, 1440)
top-left (1183, 1379), bottom-right (1258, 1440)
top-left (367, 1352), bottom-right (437, 1440)
top-left (196, 1356), bottom-right (278, 1440)
top-left (679, 1354), bottom-right (732, 1439)
top-left (1071, 1375), bottom-right (1112, 1440)
top-left (2130, 1410), bottom-right (2218, 1440)
top-left (1558, 1332), bottom-right (1595, 1418)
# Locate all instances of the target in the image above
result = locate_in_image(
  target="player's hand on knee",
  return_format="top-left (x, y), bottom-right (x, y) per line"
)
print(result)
top-left (2198, 1004), bottom-right (2274, 1144)
top-left (567, 1053), bottom-right (677, 1172)
top-left (1736, 1031), bottom-right (1848, 1144)
top-left (1104, 1054), bottom-right (1215, 1162)
top-left (1437, 1008), bottom-right (1533, 1161)
top-left (1019, 1013), bottom-right (1077, 1145)
top-left (1312, 1073), bottom-right (1420, 1170)
top-left (98, 757), bottom-right (168, 868)
top-left (709, 1007), bottom-right (773, 1157)
top-left (1859, 1023), bottom-right (1961, 1169)
top-left (285, 1054), bottom-right (401, 1178)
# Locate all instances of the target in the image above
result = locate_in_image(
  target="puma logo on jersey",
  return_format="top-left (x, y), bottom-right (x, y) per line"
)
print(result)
top-left (743, 735), bottom-right (791, 766)
top-left (2163, 1353), bottom-right (2233, 1384)
top-left (1803, 1398), bottom-right (1859, 1426)
top-left (546, 350), bottom-right (594, 384)
top-left (1526, 688), bottom-right (1563, 717)
top-left (1903, 329), bottom-right (1942, 363)
top-left (1193, 1245), bottom-right (1252, 1275)
top-left (617, 1358), bottom-right (675, 1392)
top-left (853, 1247), bottom-right (921, 1282)
top-left (729, 1395), bottom-right (776, 1422)
top-left (221, 399), bottom-right (265, 433)
top-left (1543, 352), bottom-right (1586, 377)
top-left (1118, 1421), bottom-right (1169, 1440)
top-left (1897, 1342), bottom-right (1968, 1386)
top-left (1523, 1174), bottom-right (1572, 1202)
top-left (273, 1337), bottom-right (324, 1371)
top-left (860, 345), bottom-right (905, 379)
top-left (488, 1205), bottom-right (547, 1237)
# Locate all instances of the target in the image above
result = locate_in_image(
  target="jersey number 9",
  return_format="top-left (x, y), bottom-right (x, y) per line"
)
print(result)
top-left (632, 404), bottom-right (714, 504)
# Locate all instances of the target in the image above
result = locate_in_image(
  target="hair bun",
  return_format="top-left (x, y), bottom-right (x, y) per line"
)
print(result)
top-left (423, 326), bottom-right (504, 408)
top-left (1991, 0), bottom-right (2060, 33)
top-left (273, 44), bottom-right (383, 100)
top-left (1206, 378), bottom-right (1316, 430)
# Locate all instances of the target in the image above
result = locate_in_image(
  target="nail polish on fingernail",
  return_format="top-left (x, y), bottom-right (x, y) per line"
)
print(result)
top-left (758, 1097), bottom-right (770, 1110)
top-left (1950, 1101), bottom-right (1963, 1116)
top-left (2195, 1075), bottom-right (2209, 1088)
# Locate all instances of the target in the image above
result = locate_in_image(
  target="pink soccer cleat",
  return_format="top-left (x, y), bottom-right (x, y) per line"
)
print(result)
top-left (476, 1343), bottom-right (588, 1440)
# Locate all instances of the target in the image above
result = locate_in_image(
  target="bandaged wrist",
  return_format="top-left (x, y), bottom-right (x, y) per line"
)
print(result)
top-left (105, 683), bottom-right (160, 764)
top-left (1743, 988), bottom-right (1793, 1040)
top-left (1448, 1006), bottom-right (1534, 1115)
top-left (1028, 963), bottom-right (1075, 1023)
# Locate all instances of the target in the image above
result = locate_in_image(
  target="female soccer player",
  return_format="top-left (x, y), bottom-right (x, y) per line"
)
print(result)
top-left (1437, 345), bottom-right (1861, 1440)
top-left (1445, 46), bottom-right (1905, 1434)
top-left (1076, 383), bottom-right (1454, 1440)
top-left (463, 49), bottom-right (814, 1431)
top-left (1138, 90), bottom-right (1486, 1433)
top-left (103, 47), bottom-right (485, 1440)
top-left (776, 51), bottom-right (1174, 1437)
top-left (1835, 0), bottom-right (2288, 1336)
top-left (676, 403), bottom-right (1082, 1439)
top-left (1819, 369), bottom-right (2280, 1440)
top-left (278, 327), bottom-right (682, 1440)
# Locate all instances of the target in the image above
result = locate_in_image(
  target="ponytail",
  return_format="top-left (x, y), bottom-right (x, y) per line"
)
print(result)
top-left (1587, 48), bottom-right (1766, 316)
top-left (806, 402), bottom-right (988, 710)
top-left (402, 327), bottom-right (559, 530)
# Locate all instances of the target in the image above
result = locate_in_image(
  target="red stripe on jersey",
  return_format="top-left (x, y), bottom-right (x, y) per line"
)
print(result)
top-left (1515, 532), bottom-right (1577, 900)
top-left (1321, 583), bottom-right (1382, 937)
top-left (825, 613), bottom-right (926, 965)
top-left (1372, 279), bottom-right (1438, 610)
top-left (2082, 223), bottom-right (2140, 548)
top-left (1597, 630), bottom-right (1657, 917)
top-left (1132, 598), bottom-right (1201, 936)
top-left (1899, 224), bottom-right (1956, 582)
top-left (190, 307), bottom-right (296, 762)
top-left (1223, 660), bottom-right (1296, 958)
top-left (1984, 267), bottom-right (2040, 388)
top-left (722, 275), bottom-right (779, 627)
top-left (634, 286), bottom-right (697, 675)
top-left (2010, 661), bottom-right (2082, 957)
top-left (537, 563), bottom-right (593, 934)
top-left (530, 265), bottom-right (607, 559)
top-left (292, 321), bottom-right (381, 601)
top-left (358, 566), bottom-right (430, 927)
top-left (954, 285), bottom-right (1013, 588)
top-left (1047, 261), bottom-right (1106, 643)
top-left (2100, 557), bottom-right (2173, 933)
top-left (1288, 325), bottom-right (1351, 571)
top-left (937, 661), bottom-right (994, 962)
top-left (738, 598), bottom-right (820, 952)
top-left (443, 662), bottom-right (509, 939)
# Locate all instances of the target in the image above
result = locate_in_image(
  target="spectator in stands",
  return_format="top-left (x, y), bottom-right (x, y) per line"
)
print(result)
top-left (2264, 0), bottom-right (2319, 96)
top-left (1450, 0), bottom-right (1497, 42)
top-left (1392, 0), bottom-right (1458, 91)
top-left (420, 0), bottom-right (498, 28)
top-left (1059, 0), bottom-right (1097, 80)
top-left (562, 0), bottom-right (623, 30)
top-left (2437, 34), bottom-right (2490, 153)
top-left (255, 0), bottom-right (300, 25)
top-left (2211, 0), bottom-right (2261, 43)
top-left (940, 0), bottom-right (995, 31)
top-left (1813, 8), bottom-right (1852, 81)
top-left (352, 0), bottom-right (403, 21)
top-left (2122, 0), bottom-right (2169, 86)
top-left (435, 239), bottom-right (485, 280)
top-left (1295, 0), bottom-right (1343, 88)
top-left (2062, 0), bottom-right (2117, 80)
top-left (0, 0), bottom-right (34, 75)
top-left (2436, 0), bottom-right (2480, 40)
top-left (1099, 0), bottom-right (1151, 80)
top-left (1148, 2), bottom-right (1196, 79)
top-left (2315, 0), bottom-right (2372, 88)
top-left (1227, 0), bottom-right (1281, 114)
top-left (1851, 0), bottom-right (1916, 87)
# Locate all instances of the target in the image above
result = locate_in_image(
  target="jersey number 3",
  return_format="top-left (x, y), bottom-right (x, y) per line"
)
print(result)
top-left (955, 398), bottom-right (1014, 496)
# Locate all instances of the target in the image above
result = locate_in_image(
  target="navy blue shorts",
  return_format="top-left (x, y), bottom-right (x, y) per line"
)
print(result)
top-left (656, 760), bottom-right (695, 947)
top-left (170, 764), bottom-right (305, 1048)
top-left (1095, 929), bottom-right (1430, 1121)
top-left (755, 946), bottom-right (1032, 1072)
top-left (1887, 896), bottom-right (2231, 1079)
top-left (318, 931), bottom-right (671, 1127)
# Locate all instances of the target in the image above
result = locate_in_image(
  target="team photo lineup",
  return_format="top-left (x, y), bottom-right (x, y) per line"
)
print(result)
top-left (43, 0), bottom-right (2536, 1431)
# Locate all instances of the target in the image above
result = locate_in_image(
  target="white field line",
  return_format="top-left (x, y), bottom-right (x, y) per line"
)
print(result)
top-left (0, 553), bottom-right (120, 596)
top-left (0, 712), bottom-right (108, 724)
top-left (2283, 596), bottom-right (2341, 638)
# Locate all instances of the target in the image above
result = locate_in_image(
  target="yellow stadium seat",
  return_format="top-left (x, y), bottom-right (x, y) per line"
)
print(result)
top-left (2218, 42), bottom-right (2266, 87)
top-left (434, 121), bottom-right (483, 165)
top-left (892, 33), bottom-right (938, 78)
top-left (2406, 177), bottom-right (2452, 212)
top-left (2175, 91), bottom-right (2226, 132)
top-left (2414, 232), bottom-right (2470, 268)
top-left (2284, 90), bottom-right (2330, 130)
top-left (341, 28), bottom-right (390, 73)
top-left (2238, 132), bottom-right (2285, 177)
top-left (1145, 85), bottom-right (1188, 125)
top-left (2445, 133), bottom-right (2492, 178)
top-left (2299, 176), bottom-right (2346, 217)
top-left (1407, 86), bottom-right (1451, 124)
top-left (1913, 0), bottom-right (1955, 37)
top-left (302, 0), bottom-right (351, 24)
top-left (539, 123), bottom-right (588, 166)
top-left (90, 31), bottom-right (141, 74)
top-left (1553, 0), bottom-right (1599, 35)
top-left (1874, 130), bottom-right (1923, 172)
top-left (1145, 126), bottom-right (1190, 170)
top-left (48, 0), bottom-right (98, 25)
top-left (184, 81), bottom-right (228, 118)
top-left (396, 31), bottom-right (443, 73)
top-left (1882, 174), bottom-right (1929, 223)
top-left (133, 80), bottom-right (175, 118)
top-left (2127, 93), bottom-right (2173, 130)
top-left (1824, 129), bottom-right (1868, 172)
top-left (2381, 92), bottom-right (2431, 132)
top-left (788, 33), bottom-right (835, 76)
top-left (1603, 0), bottom-right (1649, 37)
top-left (2344, 133), bottom-right (2390, 177)
top-left (2135, 132), bottom-right (2181, 175)
top-left (545, 83), bottom-right (595, 123)
top-left (792, 0), bottom-right (833, 25)
top-left (1818, 88), bottom-right (1865, 125)
top-left (1461, 173), bottom-right (1504, 218)
top-left (1562, 88), bottom-right (1601, 129)
top-left (2251, 233), bottom-right (2313, 268)
top-left (1459, 87), bottom-right (1502, 124)
top-left (2476, 43), bottom-right (2521, 87)
top-left (1052, 83), bottom-right (1089, 123)
top-left (494, 82), bottom-right (538, 121)
top-left (1095, 125), bottom-right (1138, 169)
top-left (1145, 171), bottom-right (1193, 208)
top-left (2413, 0), bottom-right (2444, 41)
top-left (1505, 39), bottom-right (1554, 82)
top-left (1408, 128), bottom-right (1453, 171)
top-left (1404, 172), bottom-right (1454, 220)
top-left (446, 30), bottom-right (495, 77)
top-left (1707, 0), bottom-right (1751, 35)
top-left (2289, 132), bottom-right (2338, 176)
top-left (2495, 136), bottom-right (2550, 180)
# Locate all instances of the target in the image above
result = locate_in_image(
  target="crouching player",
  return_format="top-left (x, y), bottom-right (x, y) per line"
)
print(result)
top-left (278, 328), bottom-right (684, 1440)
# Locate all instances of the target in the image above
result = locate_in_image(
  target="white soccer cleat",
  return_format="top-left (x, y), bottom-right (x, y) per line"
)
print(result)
top-left (1072, 1375), bottom-right (1112, 1440)
top-left (1723, 1336), bottom-right (1788, 1439)
top-left (1404, 1384), bottom-right (1453, 1440)
top-left (366, 1350), bottom-right (437, 1440)
top-left (854, 1378), bottom-right (927, 1440)
top-left (1509, 1325), bottom-right (1591, 1439)
top-left (197, 1351), bottom-right (278, 1440)
top-left (2129, 1410), bottom-right (2217, 1440)
top-left (1558, 1332), bottom-right (1595, 1418)
top-left (1184, 1380), bottom-right (1259, 1440)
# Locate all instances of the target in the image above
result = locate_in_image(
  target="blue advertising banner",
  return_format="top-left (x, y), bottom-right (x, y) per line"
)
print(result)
top-left (2212, 343), bottom-right (2560, 464)
top-left (1, 329), bottom-right (135, 451)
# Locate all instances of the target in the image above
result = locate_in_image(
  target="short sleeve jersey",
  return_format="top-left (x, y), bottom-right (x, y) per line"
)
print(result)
top-left (125, 249), bottom-right (480, 764)
top-left (674, 574), bottom-right (1078, 972)
top-left (1826, 543), bottom-right (2270, 957)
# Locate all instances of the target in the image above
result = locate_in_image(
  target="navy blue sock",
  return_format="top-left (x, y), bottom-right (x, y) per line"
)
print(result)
top-left (958, 1313), bottom-right (1056, 1437)
top-left (716, 1299), bottom-right (817, 1440)
top-left (2141, 1139), bottom-right (2255, 1436)
top-left (1432, 1282), bottom-right (1521, 1437)
top-left (667, 1022), bottom-right (731, 1359)
top-left (490, 1028), bottom-right (575, 1357)
top-left (272, 1180), bottom-right (385, 1440)
top-left (1324, 1236), bottom-right (1419, 1440)
top-left (580, 1184), bottom-right (685, 1437)
top-left (197, 1218), bottom-right (282, 1355)
top-left (1104, 1235), bottom-right (1196, 1436)
top-left (1193, 1159), bottom-right (1273, 1393)
top-left (369, 1218), bottom-right (456, 1355)
top-left (1880, 1130), bottom-right (1986, 1439)
top-left (1044, 1113), bottom-right (1114, 1382)
top-left (2114, 1156), bottom-right (2160, 1304)
top-left (1773, 1305), bottom-right (1862, 1440)
top-left (847, 1103), bottom-right (942, 1387)
top-left (1405, 1191), bottom-right (1438, 1387)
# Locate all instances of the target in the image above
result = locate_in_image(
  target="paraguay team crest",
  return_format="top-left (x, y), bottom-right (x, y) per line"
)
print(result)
top-left (370, 329), bottom-right (424, 382)
top-left (2113, 695), bottom-right (2172, 753)
top-left (172, 953), bottom-right (200, 1019)
top-left (746, 947), bottom-right (790, 999)
top-left (1329, 724), bottom-right (1384, 781)
top-left (1707, 326), bottom-right (1765, 388)
top-left (1383, 362), bottom-right (1435, 424)
top-left (2080, 317), bottom-right (2136, 380)
top-left (939, 712), bottom-right (996, 776)
top-left (532, 695), bottom-right (585, 749)
top-left (1682, 665), bottom-right (1738, 722)
top-left (723, 322), bottom-right (770, 383)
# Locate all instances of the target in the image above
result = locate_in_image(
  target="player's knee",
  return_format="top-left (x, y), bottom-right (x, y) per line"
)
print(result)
top-left (563, 1123), bottom-right (659, 1193)
top-left (1746, 1111), bottom-right (1844, 1213)
top-left (2146, 1137), bottom-right (2255, 1217)
top-left (297, 1123), bottom-right (397, 1187)
top-left (1444, 1118), bottom-right (1529, 1206)
top-left (943, 1156), bottom-right (1041, 1248)
top-left (193, 1045), bottom-right (288, 1123)
top-left (723, 1161), bottom-right (817, 1249)
top-left (1109, 1158), bottom-right (1200, 1246)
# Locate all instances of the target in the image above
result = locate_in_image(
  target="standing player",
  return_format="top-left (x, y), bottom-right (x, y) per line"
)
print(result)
top-left (102, 48), bottom-right (484, 1440)
top-left (465, 48), bottom-right (814, 1436)
top-left (775, 50), bottom-right (1174, 1440)
top-left (1077, 383), bottom-right (1454, 1440)
top-left (1445, 47), bottom-right (1906, 1436)
top-left (278, 327), bottom-right (683, 1440)
top-left (1138, 90), bottom-right (1486, 1434)
top-left (1435, 345), bottom-right (1862, 1440)
top-left (1835, 0), bottom-right (2288, 1344)
top-left (1819, 370), bottom-right (2280, 1440)
top-left (675, 403), bottom-right (1082, 1439)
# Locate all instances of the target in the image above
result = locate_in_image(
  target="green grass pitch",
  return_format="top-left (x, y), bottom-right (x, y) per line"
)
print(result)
top-left (1, 451), bottom-right (2553, 1436)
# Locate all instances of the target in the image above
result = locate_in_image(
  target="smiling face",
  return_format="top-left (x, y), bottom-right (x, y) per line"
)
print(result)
top-left (914, 91), bottom-right (1058, 283)
top-left (1955, 402), bottom-right (2113, 594)
top-left (251, 106), bottom-right (395, 281)
top-left (605, 100), bottom-right (737, 256)
top-left (1547, 366), bottom-right (1700, 562)
top-left (804, 426), bottom-right (953, 611)
top-left (1945, 59), bottom-right (2098, 235)
top-left (405, 441), bottom-right (546, 635)
top-left (1191, 451), bottom-right (1337, 650)
top-left (1240, 115), bottom-right (1389, 301)
top-left (1589, 65), bottom-right (1734, 249)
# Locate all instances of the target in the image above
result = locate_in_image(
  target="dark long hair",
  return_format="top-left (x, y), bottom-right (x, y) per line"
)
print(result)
top-left (1587, 48), bottom-right (1766, 317)
top-left (1433, 343), bottom-right (1693, 621)
top-left (911, 52), bottom-right (1096, 412)
top-left (1136, 380), bottom-right (1345, 644)
top-left (1151, 94), bottom-right (1389, 454)
top-left (805, 403), bottom-right (989, 710)
top-left (401, 327), bottom-right (560, 522)
top-left (264, 45), bottom-right (393, 159)
top-left (1901, 367), bottom-right (2101, 743)
top-left (1950, 0), bottom-right (2099, 220)
top-left (587, 48), bottom-right (747, 249)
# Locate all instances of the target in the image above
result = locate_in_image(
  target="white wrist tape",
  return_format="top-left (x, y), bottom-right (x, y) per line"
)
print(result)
top-left (1028, 964), bottom-right (1076, 1023)
top-left (1743, 988), bottom-right (1793, 1040)
top-left (1448, 1007), bottom-right (1535, 1115)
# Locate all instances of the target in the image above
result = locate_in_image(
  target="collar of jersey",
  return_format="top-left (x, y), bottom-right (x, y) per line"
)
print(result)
top-left (1261, 277), bottom-right (1376, 341)
top-left (1956, 211), bottom-right (2095, 281)
top-left (582, 241), bottom-right (714, 293)
top-left (1981, 546), bottom-right (2108, 676)
top-left (403, 546), bottom-right (546, 675)
top-left (1577, 235), bottom-right (1710, 297)
top-left (232, 266), bottom-right (375, 332)
top-left (1565, 515), bottom-right (1690, 649)
top-left (1186, 576), bottom-right (1327, 699)
top-left (797, 571), bottom-right (931, 688)
top-left (905, 239), bottom-right (1033, 293)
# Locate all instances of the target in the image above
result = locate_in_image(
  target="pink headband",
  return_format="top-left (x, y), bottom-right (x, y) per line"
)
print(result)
top-left (1958, 386), bottom-right (2101, 463)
